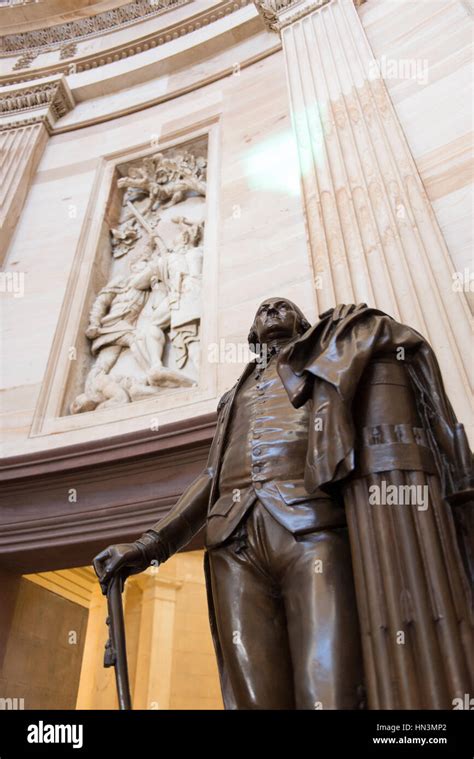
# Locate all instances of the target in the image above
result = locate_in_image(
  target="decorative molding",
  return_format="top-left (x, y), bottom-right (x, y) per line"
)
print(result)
top-left (12, 49), bottom-right (39, 70)
top-left (59, 42), bottom-right (78, 61)
top-left (253, 0), bottom-right (328, 31)
top-left (0, 75), bottom-right (75, 131)
top-left (0, 0), bottom-right (188, 54)
top-left (253, 0), bottom-right (365, 31)
top-left (1, 0), bottom-right (252, 86)
top-left (0, 412), bottom-right (216, 481)
top-left (0, 413), bottom-right (216, 573)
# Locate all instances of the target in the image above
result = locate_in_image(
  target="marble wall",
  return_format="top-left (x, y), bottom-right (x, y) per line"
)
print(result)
top-left (1, 45), bottom-right (316, 456)
top-left (1, 0), bottom-right (472, 459)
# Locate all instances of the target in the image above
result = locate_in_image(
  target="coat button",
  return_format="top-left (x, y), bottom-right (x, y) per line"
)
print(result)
top-left (254, 482), bottom-right (262, 490)
top-left (254, 448), bottom-right (261, 456)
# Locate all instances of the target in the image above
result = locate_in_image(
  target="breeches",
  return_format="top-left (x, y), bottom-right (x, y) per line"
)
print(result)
top-left (207, 500), bottom-right (363, 709)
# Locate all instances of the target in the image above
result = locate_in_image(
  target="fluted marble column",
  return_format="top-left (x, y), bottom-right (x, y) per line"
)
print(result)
top-left (0, 76), bottom-right (74, 262)
top-left (133, 568), bottom-right (183, 710)
top-left (254, 0), bottom-right (472, 428)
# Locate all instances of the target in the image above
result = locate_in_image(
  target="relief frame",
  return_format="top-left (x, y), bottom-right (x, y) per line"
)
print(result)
top-left (30, 117), bottom-right (221, 438)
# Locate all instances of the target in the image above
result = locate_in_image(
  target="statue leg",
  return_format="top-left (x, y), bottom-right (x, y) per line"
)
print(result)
top-left (280, 526), bottom-right (364, 709)
top-left (207, 536), bottom-right (295, 709)
top-left (207, 500), bottom-right (363, 710)
top-left (84, 345), bottom-right (122, 398)
top-left (128, 325), bottom-right (166, 373)
top-left (131, 300), bottom-right (171, 375)
top-left (92, 345), bottom-right (122, 375)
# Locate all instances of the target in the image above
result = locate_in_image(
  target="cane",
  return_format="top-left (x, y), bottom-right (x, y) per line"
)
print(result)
top-left (103, 574), bottom-right (132, 710)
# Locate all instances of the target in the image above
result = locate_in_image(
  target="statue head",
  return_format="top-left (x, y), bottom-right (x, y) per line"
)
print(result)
top-left (248, 297), bottom-right (311, 352)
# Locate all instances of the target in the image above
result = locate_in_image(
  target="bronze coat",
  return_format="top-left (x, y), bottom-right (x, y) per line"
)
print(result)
top-left (278, 303), bottom-right (472, 498)
top-left (277, 303), bottom-right (473, 708)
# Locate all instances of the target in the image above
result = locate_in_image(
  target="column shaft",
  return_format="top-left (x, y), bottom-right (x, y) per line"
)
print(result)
top-left (0, 124), bottom-right (48, 262)
top-left (133, 570), bottom-right (182, 710)
top-left (280, 0), bottom-right (471, 425)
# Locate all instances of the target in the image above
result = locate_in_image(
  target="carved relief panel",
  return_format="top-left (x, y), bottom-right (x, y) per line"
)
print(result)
top-left (68, 138), bottom-right (207, 415)
top-left (30, 120), bottom-right (220, 438)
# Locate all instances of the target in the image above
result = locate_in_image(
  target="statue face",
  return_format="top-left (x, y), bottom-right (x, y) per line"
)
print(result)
top-left (253, 298), bottom-right (300, 344)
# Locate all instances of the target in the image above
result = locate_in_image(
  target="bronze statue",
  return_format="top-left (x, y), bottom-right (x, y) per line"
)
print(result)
top-left (94, 300), bottom-right (473, 709)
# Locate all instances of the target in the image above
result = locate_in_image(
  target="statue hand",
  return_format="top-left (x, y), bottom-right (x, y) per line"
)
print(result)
top-left (93, 543), bottom-right (147, 594)
top-left (86, 325), bottom-right (100, 340)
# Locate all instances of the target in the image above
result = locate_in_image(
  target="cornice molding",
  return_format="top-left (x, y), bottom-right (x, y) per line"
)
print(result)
top-left (253, 0), bottom-right (326, 31)
top-left (0, 411), bottom-right (216, 481)
top-left (0, 0), bottom-right (252, 87)
top-left (0, 0), bottom-right (189, 54)
top-left (253, 0), bottom-right (365, 32)
top-left (0, 412), bottom-right (216, 573)
top-left (0, 74), bottom-right (75, 131)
